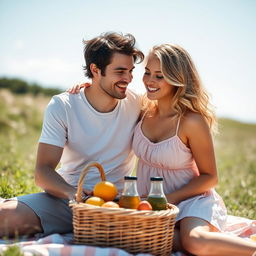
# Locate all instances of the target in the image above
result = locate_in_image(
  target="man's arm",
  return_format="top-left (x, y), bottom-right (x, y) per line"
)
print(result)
top-left (35, 143), bottom-right (77, 200)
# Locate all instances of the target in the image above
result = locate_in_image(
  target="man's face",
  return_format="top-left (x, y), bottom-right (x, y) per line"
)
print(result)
top-left (98, 52), bottom-right (135, 99)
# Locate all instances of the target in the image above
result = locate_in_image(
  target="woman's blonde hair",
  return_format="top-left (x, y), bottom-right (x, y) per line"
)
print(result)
top-left (143, 44), bottom-right (217, 133)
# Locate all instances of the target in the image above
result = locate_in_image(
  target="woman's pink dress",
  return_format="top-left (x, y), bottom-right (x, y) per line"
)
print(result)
top-left (132, 117), bottom-right (227, 231)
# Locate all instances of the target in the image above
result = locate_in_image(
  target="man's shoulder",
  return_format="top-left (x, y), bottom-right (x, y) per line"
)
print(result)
top-left (126, 89), bottom-right (143, 101)
top-left (121, 89), bottom-right (143, 115)
top-left (50, 91), bottom-right (80, 107)
top-left (52, 91), bottom-right (71, 102)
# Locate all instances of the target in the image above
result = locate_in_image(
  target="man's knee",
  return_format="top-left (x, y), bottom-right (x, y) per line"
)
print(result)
top-left (0, 200), bottom-right (42, 237)
top-left (0, 200), bottom-right (18, 222)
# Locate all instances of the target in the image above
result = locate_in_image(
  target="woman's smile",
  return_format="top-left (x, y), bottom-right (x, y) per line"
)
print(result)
top-left (147, 86), bottom-right (160, 93)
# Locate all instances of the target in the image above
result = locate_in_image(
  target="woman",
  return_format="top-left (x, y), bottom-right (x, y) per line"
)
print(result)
top-left (132, 44), bottom-right (256, 256)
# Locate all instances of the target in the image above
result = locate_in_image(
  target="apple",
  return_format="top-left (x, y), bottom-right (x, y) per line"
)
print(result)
top-left (137, 200), bottom-right (153, 211)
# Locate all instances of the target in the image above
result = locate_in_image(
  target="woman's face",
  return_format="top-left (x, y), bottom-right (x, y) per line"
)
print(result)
top-left (143, 53), bottom-right (175, 101)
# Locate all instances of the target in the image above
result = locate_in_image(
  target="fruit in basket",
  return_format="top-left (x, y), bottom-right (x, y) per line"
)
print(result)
top-left (93, 181), bottom-right (118, 201)
top-left (101, 201), bottom-right (120, 208)
top-left (78, 162), bottom-right (118, 202)
top-left (137, 200), bottom-right (153, 211)
top-left (85, 196), bottom-right (105, 206)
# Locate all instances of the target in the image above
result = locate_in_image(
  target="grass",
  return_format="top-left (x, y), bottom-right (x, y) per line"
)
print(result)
top-left (0, 245), bottom-right (25, 256)
top-left (0, 89), bottom-right (47, 197)
top-left (215, 119), bottom-right (256, 219)
top-left (0, 89), bottom-right (255, 219)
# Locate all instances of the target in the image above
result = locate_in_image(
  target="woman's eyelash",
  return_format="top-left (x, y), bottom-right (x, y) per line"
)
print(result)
top-left (144, 72), bottom-right (163, 79)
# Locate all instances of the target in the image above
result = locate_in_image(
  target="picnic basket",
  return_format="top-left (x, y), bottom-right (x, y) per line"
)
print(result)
top-left (70, 162), bottom-right (179, 256)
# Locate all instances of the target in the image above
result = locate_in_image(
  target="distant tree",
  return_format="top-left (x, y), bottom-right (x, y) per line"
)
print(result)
top-left (0, 77), bottom-right (9, 89)
top-left (29, 83), bottom-right (42, 95)
top-left (9, 78), bottom-right (29, 94)
top-left (42, 87), bottom-right (63, 96)
top-left (0, 77), bottom-right (62, 96)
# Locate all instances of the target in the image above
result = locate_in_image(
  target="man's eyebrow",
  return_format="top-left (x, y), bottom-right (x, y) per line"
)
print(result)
top-left (114, 66), bottom-right (135, 71)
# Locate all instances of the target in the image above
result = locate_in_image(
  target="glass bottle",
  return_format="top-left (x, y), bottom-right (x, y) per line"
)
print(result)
top-left (119, 176), bottom-right (141, 209)
top-left (147, 177), bottom-right (168, 210)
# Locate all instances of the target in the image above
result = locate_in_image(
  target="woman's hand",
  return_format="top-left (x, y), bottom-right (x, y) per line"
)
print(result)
top-left (166, 193), bottom-right (179, 205)
top-left (66, 82), bottom-right (91, 94)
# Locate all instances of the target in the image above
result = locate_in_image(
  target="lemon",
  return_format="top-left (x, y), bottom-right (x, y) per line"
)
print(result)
top-left (250, 234), bottom-right (256, 242)
top-left (85, 196), bottom-right (105, 206)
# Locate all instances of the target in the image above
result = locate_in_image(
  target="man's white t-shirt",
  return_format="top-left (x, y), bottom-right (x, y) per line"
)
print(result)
top-left (39, 88), bottom-right (142, 192)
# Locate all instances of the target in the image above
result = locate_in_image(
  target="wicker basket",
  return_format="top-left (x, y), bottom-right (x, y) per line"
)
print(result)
top-left (71, 162), bottom-right (179, 256)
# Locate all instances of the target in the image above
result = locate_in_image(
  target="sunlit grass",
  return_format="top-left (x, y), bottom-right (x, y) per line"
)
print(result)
top-left (0, 245), bottom-right (25, 256)
top-left (0, 90), bottom-right (46, 197)
top-left (215, 119), bottom-right (256, 219)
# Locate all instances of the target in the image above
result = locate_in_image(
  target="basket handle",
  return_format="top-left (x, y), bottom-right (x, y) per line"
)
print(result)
top-left (76, 162), bottom-right (105, 203)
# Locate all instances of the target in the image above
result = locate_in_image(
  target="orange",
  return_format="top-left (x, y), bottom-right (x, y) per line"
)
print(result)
top-left (250, 234), bottom-right (256, 242)
top-left (101, 201), bottom-right (120, 208)
top-left (85, 196), bottom-right (105, 206)
top-left (93, 181), bottom-right (118, 202)
top-left (137, 200), bottom-right (153, 211)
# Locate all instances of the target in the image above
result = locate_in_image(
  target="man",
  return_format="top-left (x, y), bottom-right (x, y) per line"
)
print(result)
top-left (0, 32), bottom-right (144, 237)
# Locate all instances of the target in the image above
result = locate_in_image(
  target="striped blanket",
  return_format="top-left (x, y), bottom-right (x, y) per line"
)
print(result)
top-left (0, 215), bottom-right (255, 256)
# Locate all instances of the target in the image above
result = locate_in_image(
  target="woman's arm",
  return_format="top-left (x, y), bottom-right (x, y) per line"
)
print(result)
top-left (166, 113), bottom-right (218, 205)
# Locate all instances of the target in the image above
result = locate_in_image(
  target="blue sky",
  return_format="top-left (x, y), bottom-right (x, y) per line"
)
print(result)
top-left (0, 0), bottom-right (256, 123)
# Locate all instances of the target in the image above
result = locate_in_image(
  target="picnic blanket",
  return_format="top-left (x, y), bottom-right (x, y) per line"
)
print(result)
top-left (0, 215), bottom-right (255, 256)
top-left (0, 195), bottom-right (255, 256)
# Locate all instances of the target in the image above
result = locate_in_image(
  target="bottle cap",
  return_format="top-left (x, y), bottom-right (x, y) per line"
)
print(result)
top-left (150, 177), bottom-right (163, 181)
top-left (124, 176), bottom-right (137, 180)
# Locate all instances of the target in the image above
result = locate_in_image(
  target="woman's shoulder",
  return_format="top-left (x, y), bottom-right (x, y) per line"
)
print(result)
top-left (181, 112), bottom-right (210, 135)
top-left (183, 111), bottom-right (205, 123)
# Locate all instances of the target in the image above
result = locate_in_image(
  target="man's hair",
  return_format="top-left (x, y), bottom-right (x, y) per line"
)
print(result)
top-left (83, 32), bottom-right (144, 78)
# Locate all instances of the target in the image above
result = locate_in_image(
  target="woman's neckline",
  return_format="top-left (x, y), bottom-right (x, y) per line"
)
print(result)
top-left (138, 119), bottom-right (189, 149)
